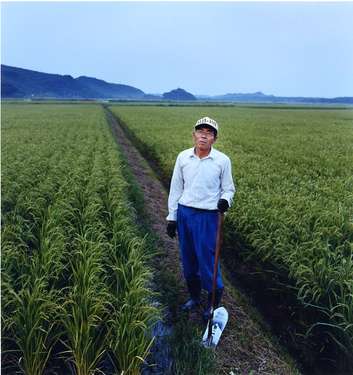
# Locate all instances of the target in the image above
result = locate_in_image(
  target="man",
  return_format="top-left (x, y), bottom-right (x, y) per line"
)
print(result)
top-left (166, 116), bottom-right (236, 321)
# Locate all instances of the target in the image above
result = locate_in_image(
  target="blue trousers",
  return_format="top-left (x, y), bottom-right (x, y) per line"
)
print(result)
top-left (177, 204), bottom-right (223, 292)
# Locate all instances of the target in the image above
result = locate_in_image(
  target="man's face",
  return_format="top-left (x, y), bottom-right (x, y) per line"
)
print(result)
top-left (192, 125), bottom-right (216, 151)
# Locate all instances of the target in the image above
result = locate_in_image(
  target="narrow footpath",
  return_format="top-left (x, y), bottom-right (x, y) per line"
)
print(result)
top-left (104, 106), bottom-right (301, 375)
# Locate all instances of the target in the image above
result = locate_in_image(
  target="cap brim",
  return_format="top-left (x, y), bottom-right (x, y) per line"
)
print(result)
top-left (195, 124), bottom-right (218, 133)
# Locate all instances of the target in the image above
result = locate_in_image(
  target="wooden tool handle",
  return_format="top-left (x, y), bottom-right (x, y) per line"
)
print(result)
top-left (207, 212), bottom-right (225, 341)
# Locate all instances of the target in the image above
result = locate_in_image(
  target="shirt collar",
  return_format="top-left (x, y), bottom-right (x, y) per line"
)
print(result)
top-left (189, 147), bottom-right (215, 159)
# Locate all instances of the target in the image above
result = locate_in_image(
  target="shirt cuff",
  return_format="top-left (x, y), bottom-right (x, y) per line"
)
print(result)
top-left (166, 211), bottom-right (177, 221)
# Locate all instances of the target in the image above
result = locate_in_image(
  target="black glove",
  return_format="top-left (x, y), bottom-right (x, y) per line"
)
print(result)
top-left (166, 221), bottom-right (177, 238)
top-left (217, 199), bottom-right (229, 213)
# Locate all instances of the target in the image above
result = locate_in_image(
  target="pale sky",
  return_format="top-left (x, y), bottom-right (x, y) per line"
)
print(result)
top-left (1, 1), bottom-right (353, 97)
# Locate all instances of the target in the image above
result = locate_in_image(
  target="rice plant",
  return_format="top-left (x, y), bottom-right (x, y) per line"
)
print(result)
top-left (110, 103), bottom-right (353, 365)
top-left (2, 103), bottom-right (160, 374)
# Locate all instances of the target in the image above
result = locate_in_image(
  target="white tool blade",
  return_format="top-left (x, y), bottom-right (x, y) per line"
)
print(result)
top-left (202, 306), bottom-right (228, 348)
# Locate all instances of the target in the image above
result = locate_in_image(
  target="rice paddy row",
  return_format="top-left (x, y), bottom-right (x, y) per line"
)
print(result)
top-left (1, 104), bottom-right (159, 375)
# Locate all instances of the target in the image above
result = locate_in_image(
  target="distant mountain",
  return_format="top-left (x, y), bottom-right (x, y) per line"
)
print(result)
top-left (212, 91), bottom-right (274, 101)
top-left (143, 93), bottom-right (163, 100)
top-left (1, 64), bottom-right (352, 104)
top-left (199, 91), bottom-right (353, 104)
top-left (163, 88), bottom-right (196, 101)
top-left (75, 76), bottom-right (144, 99)
top-left (1, 65), bottom-right (144, 99)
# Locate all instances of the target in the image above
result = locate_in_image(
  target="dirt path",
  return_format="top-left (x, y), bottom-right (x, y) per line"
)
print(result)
top-left (104, 107), bottom-right (300, 375)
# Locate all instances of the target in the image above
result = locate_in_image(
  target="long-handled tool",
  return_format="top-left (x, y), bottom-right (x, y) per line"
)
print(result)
top-left (202, 212), bottom-right (228, 348)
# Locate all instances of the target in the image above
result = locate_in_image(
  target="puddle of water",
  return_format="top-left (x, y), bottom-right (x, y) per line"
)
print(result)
top-left (142, 316), bottom-right (174, 374)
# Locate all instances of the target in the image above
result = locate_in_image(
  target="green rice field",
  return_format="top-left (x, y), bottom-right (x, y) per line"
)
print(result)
top-left (1, 104), bottom-right (158, 375)
top-left (2, 102), bottom-right (353, 373)
top-left (109, 104), bottom-right (353, 365)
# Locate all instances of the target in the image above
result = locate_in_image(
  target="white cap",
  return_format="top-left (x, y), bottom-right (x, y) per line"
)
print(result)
top-left (194, 116), bottom-right (219, 134)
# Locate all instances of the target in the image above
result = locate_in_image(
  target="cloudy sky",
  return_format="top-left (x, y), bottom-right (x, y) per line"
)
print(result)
top-left (2, 1), bottom-right (353, 97)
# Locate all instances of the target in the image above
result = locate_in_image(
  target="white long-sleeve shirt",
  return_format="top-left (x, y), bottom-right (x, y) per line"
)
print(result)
top-left (167, 147), bottom-right (236, 221)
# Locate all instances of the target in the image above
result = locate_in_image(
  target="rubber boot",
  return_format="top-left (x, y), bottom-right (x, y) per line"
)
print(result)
top-left (203, 287), bottom-right (224, 322)
top-left (181, 277), bottom-right (201, 311)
